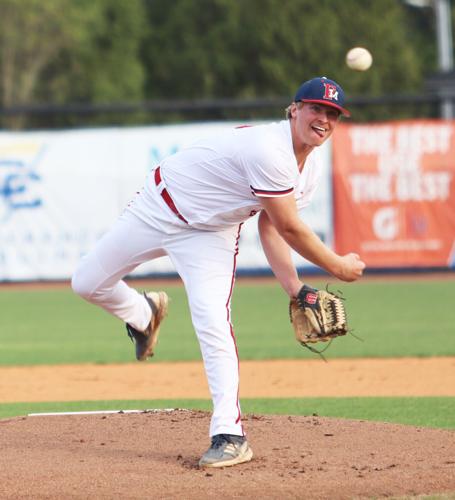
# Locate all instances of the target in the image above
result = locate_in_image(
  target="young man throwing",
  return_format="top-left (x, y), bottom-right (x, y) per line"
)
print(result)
top-left (72, 76), bottom-right (365, 468)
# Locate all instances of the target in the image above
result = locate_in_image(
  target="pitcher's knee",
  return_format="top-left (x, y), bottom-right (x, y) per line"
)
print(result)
top-left (71, 266), bottom-right (96, 301)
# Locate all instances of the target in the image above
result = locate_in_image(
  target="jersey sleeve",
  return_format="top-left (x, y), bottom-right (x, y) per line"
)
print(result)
top-left (241, 138), bottom-right (297, 198)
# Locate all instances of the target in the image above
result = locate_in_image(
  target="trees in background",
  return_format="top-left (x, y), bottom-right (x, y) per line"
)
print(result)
top-left (143, 0), bottom-right (424, 99)
top-left (0, 0), bottom-right (451, 127)
top-left (0, 0), bottom-right (146, 127)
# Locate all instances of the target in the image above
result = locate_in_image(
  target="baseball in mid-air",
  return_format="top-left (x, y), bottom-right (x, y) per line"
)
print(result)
top-left (346, 47), bottom-right (373, 71)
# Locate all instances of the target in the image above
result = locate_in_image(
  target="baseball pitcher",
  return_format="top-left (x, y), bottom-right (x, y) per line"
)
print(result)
top-left (72, 77), bottom-right (365, 468)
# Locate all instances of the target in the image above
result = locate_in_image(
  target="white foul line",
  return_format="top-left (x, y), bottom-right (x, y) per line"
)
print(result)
top-left (28, 408), bottom-right (183, 417)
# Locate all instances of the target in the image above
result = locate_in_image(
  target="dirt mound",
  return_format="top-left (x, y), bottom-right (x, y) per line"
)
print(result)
top-left (0, 409), bottom-right (454, 499)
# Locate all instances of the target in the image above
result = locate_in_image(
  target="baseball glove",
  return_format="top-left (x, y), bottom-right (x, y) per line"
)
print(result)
top-left (289, 284), bottom-right (348, 354)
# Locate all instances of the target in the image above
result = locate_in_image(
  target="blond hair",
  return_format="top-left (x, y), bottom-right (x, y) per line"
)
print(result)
top-left (285, 101), bottom-right (303, 119)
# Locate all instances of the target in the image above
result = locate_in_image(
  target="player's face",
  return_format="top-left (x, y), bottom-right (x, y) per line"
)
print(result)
top-left (293, 102), bottom-right (340, 147)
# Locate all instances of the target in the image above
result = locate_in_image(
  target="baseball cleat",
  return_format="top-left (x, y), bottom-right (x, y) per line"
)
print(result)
top-left (198, 434), bottom-right (253, 468)
top-left (126, 291), bottom-right (169, 361)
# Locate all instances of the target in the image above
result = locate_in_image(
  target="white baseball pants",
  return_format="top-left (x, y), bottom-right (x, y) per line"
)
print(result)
top-left (72, 185), bottom-right (244, 438)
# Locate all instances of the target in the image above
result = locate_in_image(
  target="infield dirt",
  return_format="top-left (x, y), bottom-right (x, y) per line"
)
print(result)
top-left (1, 357), bottom-right (455, 402)
top-left (1, 357), bottom-right (455, 498)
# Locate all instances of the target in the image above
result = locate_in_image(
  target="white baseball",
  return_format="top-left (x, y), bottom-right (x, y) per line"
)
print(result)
top-left (346, 47), bottom-right (373, 71)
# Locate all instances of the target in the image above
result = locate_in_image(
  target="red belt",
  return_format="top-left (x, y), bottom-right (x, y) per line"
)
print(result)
top-left (154, 167), bottom-right (188, 224)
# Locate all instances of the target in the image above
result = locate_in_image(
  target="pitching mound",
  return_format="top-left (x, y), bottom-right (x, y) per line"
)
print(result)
top-left (1, 410), bottom-right (454, 499)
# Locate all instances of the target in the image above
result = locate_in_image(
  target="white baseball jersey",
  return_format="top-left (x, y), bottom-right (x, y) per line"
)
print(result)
top-left (73, 119), bottom-right (325, 440)
top-left (135, 120), bottom-right (323, 230)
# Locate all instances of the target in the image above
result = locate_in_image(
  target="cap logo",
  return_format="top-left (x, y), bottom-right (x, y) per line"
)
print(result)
top-left (322, 83), bottom-right (339, 102)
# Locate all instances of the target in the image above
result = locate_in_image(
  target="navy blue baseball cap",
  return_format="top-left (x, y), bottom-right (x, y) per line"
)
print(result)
top-left (294, 77), bottom-right (350, 117)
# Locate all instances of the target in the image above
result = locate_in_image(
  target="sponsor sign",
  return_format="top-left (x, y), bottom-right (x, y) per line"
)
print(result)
top-left (332, 120), bottom-right (455, 267)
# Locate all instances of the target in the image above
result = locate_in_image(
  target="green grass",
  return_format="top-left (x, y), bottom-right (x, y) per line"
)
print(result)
top-left (0, 278), bottom-right (454, 365)
top-left (1, 397), bottom-right (454, 429)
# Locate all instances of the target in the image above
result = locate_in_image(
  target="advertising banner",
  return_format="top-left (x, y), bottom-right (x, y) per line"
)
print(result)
top-left (332, 120), bottom-right (455, 268)
top-left (0, 122), bottom-right (332, 281)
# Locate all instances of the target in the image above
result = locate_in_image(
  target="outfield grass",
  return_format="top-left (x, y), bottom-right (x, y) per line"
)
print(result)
top-left (0, 279), bottom-right (454, 365)
top-left (1, 397), bottom-right (454, 429)
top-left (1, 278), bottom-right (454, 431)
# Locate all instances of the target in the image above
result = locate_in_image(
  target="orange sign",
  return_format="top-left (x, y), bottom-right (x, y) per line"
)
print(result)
top-left (332, 120), bottom-right (455, 268)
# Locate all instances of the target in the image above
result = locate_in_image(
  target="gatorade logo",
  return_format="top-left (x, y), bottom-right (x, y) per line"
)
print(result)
top-left (373, 207), bottom-right (399, 240)
top-left (323, 83), bottom-right (339, 101)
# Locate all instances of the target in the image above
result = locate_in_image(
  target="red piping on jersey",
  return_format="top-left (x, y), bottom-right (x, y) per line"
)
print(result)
top-left (225, 223), bottom-right (244, 431)
top-left (154, 167), bottom-right (188, 224)
top-left (250, 185), bottom-right (294, 196)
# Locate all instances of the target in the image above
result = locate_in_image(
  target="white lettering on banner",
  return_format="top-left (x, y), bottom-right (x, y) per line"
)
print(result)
top-left (395, 124), bottom-right (452, 155)
top-left (377, 151), bottom-right (420, 174)
top-left (347, 123), bottom-right (454, 203)
top-left (350, 174), bottom-right (392, 202)
top-left (361, 239), bottom-right (442, 252)
top-left (349, 126), bottom-right (393, 155)
top-left (349, 124), bottom-right (453, 157)
top-left (350, 172), bottom-right (452, 202)
top-left (395, 172), bottom-right (452, 201)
